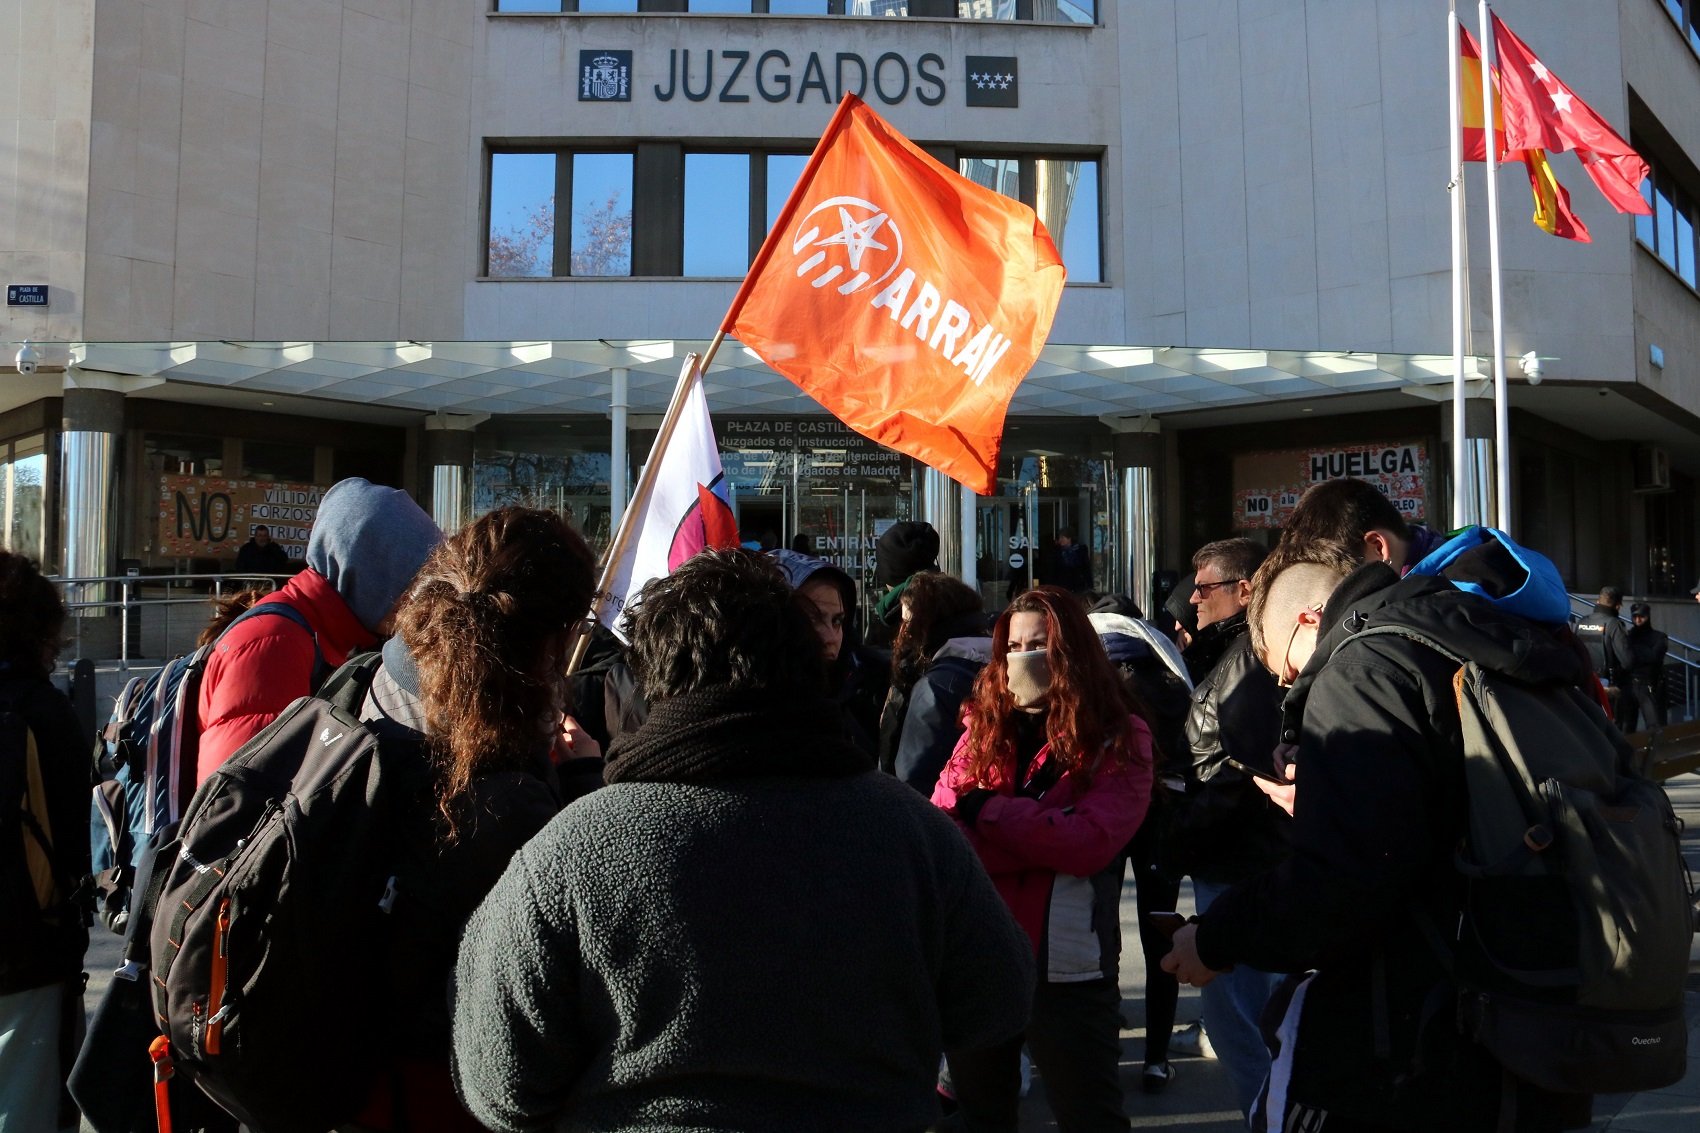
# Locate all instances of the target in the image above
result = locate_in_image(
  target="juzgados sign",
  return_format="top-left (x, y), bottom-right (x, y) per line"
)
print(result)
top-left (579, 48), bottom-right (1017, 108)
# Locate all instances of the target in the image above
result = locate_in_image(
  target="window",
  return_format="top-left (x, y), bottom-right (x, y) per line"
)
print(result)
top-left (1660, 0), bottom-right (1700, 55)
top-left (493, 0), bottom-right (1093, 20)
top-left (0, 435), bottom-right (46, 561)
top-left (490, 144), bottom-right (1101, 281)
top-left (1636, 154), bottom-right (1700, 291)
top-left (241, 441), bottom-right (316, 484)
top-left (486, 151), bottom-right (634, 277)
top-left (960, 153), bottom-right (1102, 282)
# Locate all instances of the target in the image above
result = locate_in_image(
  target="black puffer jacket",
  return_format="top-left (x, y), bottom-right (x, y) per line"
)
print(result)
top-left (1167, 615), bottom-right (1287, 883)
top-left (1196, 564), bottom-right (1591, 1131)
top-left (0, 672), bottom-right (89, 995)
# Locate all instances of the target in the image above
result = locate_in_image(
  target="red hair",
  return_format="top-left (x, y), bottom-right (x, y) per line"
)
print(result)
top-left (963, 586), bottom-right (1143, 789)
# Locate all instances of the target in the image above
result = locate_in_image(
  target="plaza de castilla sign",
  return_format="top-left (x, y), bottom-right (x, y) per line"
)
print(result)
top-left (580, 47), bottom-right (1019, 108)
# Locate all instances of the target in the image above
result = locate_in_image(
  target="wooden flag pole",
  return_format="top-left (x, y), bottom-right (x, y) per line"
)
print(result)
top-left (564, 346), bottom-right (712, 675)
top-left (565, 96), bottom-right (856, 676)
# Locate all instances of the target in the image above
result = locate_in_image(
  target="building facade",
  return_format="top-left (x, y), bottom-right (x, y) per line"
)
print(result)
top-left (3, 0), bottom-right (1699, 626)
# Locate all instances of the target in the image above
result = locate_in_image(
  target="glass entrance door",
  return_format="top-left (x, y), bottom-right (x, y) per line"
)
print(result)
top-left (975, 492), bottom-right (1093, 612)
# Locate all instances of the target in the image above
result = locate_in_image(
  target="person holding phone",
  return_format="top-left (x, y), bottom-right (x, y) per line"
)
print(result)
top-left (933, 586), bottom-right (1154, 1132)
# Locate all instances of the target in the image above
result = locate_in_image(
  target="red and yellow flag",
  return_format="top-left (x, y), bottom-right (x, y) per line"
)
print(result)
top-left (727, 95), bottom-right (1066, 495)
top-left (1489, 13), bottom-right (1651, 217)
top-left (1460, 27), bottom-right (1591, 243)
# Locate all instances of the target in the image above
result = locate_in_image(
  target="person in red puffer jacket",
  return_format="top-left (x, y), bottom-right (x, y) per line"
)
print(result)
top-left (193, 477), bottom-right (441, 782)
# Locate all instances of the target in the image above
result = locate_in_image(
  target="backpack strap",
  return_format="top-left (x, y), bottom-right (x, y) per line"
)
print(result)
top-left (1332, 623), bottom-right (1469, 669)
top-left (315, 652), bottom-right (384, 717)
top-left (223, 602), bottom-right (328, 691)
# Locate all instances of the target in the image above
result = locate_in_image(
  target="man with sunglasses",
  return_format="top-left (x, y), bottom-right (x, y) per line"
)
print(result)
top-left (1164, 544), bottom-right (1593, 1133)
top-left (1163, 538), bottom-right (1287, 1117)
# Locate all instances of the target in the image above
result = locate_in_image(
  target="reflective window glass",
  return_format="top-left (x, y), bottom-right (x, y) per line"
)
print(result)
top-left (847, 1), bottom-right (912, 15)
top-left (959, 157), bottom-right (1020, 200)
top-left (766, 153), bottom-right (809, 234)
top-left (571, 152), bottom-right (633, 276)
top-left (957, 0), bottom-right (1017, 19)
top-left (687, 0), bottom-right (752, 10)
top-left (488, 153), bottom-right (556, 277)
top-left (686, 153), bottom-right (752, 275)
top-left (768, 0), bottom-right (831, 12)
top-left (495, 0), bottom-right (563, 10)
top-left (1037, 158), bottom-right (1101, 282)
top-left (6, 437), bottom-right (45, 561)
top-left (1676, 202), bottom-right (1696, 288)
top-left (1655, 173), bottom-right (1677, 270)
top-left (1636, 176), bottom-right (1656, 249)
top-left (578, 0), bottom-right (639, 11)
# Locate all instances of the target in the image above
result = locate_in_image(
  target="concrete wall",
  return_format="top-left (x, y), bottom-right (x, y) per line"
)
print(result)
top-left (0, 0), bottom-right (95, 345)
top-left (80, 0), bottom-right (474, 342)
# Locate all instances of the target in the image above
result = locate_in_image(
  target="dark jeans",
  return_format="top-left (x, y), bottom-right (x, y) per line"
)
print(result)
top-left (1615, 677), bottom-right (1665, 733)
top-left (1126, 814), bottom-right (1180, 1064)
top-left (946, 977), bottom-right (1130, 1133)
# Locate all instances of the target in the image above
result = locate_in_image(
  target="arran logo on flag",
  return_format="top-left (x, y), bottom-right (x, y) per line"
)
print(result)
top-left (731, 95), bottom-right (1064, 494)
top-left (792, 196), bottom-right (903, 294)
top-left (788, 195), bottom-right (1014, 389)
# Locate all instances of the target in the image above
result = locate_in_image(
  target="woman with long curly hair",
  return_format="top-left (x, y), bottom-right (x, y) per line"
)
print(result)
top-left (350, 506), bottom-right (598, 1131)
top-left (933, 586), bottom-right (1154, 1133)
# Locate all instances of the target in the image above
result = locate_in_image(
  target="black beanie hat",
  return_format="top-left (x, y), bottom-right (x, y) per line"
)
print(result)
top-left (1164, 572), bottom-right (1200, 638)
top-left (875, 521), bottom-right (940, 586)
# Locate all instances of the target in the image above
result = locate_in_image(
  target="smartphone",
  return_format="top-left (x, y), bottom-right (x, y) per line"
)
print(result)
top-left (1147, 911), bottom-right (1190, 938)
top-left (1224, 757), bottom-right (1292, 786)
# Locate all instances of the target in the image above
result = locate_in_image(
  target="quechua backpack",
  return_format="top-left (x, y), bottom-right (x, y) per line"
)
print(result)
top-left (89, 602), bottom-right (322, 932)
top-left (145, 653), bottom-right (428, 1133)
top-left (1346, 625), bottom-right (1694, 1095)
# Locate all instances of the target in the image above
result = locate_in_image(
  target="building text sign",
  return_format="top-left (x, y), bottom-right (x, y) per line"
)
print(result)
top-left (1234, 442), bottom-right (1427, 529)
top-left (156, 475), bottom-right (326, 560)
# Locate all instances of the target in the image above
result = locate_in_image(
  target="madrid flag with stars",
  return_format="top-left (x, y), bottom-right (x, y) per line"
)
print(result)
top-left (727, 94), bottom-right (1066, 495)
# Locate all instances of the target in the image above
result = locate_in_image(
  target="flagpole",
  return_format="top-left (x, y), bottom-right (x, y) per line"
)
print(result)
top-left (565, 350), bottom-right (707, 674)
top-left (1448, 3), bottom-right (1469, 530)
top-left (1479, 0), bottom-right (1512, 532)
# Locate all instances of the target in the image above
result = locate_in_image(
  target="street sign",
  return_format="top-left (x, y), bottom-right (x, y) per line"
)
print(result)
top-left (6, 285), bottom-right (48, 306)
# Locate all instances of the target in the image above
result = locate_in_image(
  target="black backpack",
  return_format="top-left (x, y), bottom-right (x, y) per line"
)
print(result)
top-left (1345, 625), bottom-right (1695, 1095)
top-left (1, 692), bottom-right (85, 988)
top-left (145, 653), bottom-right (429, 1133)
top-left (89, 602), bottom-right (323, 933)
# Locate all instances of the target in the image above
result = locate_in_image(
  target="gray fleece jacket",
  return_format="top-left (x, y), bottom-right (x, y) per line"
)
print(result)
top-left (450, 769), bottom-right (1032, 1132)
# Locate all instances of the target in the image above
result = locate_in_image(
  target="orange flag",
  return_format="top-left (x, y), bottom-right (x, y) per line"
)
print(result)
top-left (1460, 28), bottom-right (1590, 243)
top-left (727, 95), bottom-right (1066, 495)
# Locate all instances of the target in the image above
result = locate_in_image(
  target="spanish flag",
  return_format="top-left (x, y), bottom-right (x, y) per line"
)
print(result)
top-left (727, 95), bottom-right (1066, 495)
top-left (1460, 27), bottom-right (1590, 243)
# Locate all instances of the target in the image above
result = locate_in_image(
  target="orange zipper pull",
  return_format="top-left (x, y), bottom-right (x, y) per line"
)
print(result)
top-left (148, 1035), bottom-right (175, 1133)
top-left (205, 898), bottom-right (231, 1055)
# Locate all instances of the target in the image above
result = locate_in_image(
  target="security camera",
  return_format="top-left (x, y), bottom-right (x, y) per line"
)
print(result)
top-left (1518, 350), bottom-right (1542, 384)
top-left (14, 341), bottom-right (40, 376)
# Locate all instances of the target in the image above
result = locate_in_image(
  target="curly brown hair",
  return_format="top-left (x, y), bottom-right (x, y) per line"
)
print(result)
top-left (398, 508), bottom-right (594, 840)
top-left (890, 571), bottom-right (984, 695)
top-left (0, 552), bottom-right (64, 677)
top-left (961, 586), bottom-right (1145, 790)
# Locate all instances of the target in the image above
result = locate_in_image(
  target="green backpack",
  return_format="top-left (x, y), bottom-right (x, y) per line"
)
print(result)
top-left (1348, 625), bottom-right (1694, 1095)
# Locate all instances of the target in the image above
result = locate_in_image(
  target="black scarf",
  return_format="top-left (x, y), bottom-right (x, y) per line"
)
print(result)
top-left (604, 686), bottom-right (874, 785)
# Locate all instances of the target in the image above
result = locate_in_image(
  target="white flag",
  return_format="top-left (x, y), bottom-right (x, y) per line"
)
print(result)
top-left (597, 357), bottom-right (737, 638)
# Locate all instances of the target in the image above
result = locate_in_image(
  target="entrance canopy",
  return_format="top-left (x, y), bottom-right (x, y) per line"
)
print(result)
top-left (67, 339), bottom-right (1473, 420)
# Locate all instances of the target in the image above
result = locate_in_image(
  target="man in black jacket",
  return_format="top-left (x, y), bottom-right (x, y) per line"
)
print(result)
top-left (1167, 537), bottom-right (1287, 1113)
top-left (233, 524), bottom-right (291, 574)
top-left (1574, 585), bottom-right (1632, 690)
top-left (1165, 550), bottom-right (1592, 1132)
top-left (1620, 602), bottom-right (1668, 733)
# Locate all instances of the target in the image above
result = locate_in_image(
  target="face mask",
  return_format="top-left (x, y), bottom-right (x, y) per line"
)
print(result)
top-left (1005, 649), bottom-right (1052, 709)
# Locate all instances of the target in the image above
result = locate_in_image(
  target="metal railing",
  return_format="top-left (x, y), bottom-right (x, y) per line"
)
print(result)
top-left (53, 572), bottom-right (295, 670)
top-left (1567, 594), bottom-right (1700, 724)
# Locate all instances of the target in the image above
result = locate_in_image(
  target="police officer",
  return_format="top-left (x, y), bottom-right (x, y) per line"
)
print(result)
top-left (1620, 602), bottom-right (1669, 734)
top-left (1574, 585), bottom-right (1633, 698)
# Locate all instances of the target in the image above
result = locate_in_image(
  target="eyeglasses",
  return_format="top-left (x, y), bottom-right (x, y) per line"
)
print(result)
top-left (1192, 579), bottom-right (1243, 598)
top-left (1277, 604), bottom-right (1325, 688)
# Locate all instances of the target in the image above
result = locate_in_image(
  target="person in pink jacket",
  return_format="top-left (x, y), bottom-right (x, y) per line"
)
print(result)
top-left (194, 477), bottom-right (441, 782)
top-left (933, 585), bottom-right (1154, 1133)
